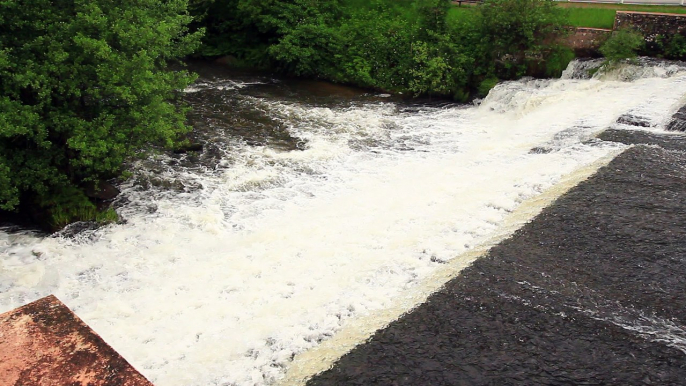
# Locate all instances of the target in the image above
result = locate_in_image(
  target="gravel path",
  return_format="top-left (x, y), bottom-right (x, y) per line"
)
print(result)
top-left (308, 134), bottom-right (686, 385)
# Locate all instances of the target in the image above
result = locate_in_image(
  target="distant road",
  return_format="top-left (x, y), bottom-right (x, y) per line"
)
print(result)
top-left (454, 0), bottom-right (686, 6)
top-left (556, 0), bottom-right (684, 5)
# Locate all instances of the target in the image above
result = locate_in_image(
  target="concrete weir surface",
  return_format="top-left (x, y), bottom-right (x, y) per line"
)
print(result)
top-left (308, 139), bottom-right (686, 385)
top-left (0, 295), bottom-right (152, 386)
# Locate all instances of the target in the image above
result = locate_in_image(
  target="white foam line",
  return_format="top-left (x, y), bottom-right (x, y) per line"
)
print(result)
top-left (571, 304), bottom-right (686, 356)
top-left (613, 316), bottom-right (686, 355)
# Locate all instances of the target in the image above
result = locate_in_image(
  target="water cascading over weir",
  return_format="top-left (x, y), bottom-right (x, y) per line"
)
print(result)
top-left (2, 58), bottom-right (686, 385)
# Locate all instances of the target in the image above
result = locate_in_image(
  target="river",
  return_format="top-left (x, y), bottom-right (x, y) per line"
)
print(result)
top-left (1, 59), bottom-right (685, 385)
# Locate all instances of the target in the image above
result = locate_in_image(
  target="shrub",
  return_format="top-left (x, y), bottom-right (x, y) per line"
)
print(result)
top-left (478, 0), bottom-right (568, 79)
top-left (657, 34), bottom-right (686, 60)
top-left (543, 46), bottom-right (576, 78)
top-left (0, 0), bottom-right (201, 229)
top-left (478, 76), bottom-right (500, 97)
top-left (599, 28), bottom-right (645, 62)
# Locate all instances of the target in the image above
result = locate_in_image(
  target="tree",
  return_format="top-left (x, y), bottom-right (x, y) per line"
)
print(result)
top-left (409, 34), bottom-right (471, 99)
top-left (600, 28), bottom-right (645, 63)
top-left (415, 0), bottom-right (451, 36)
top-left (478, 0), bottom-right (567, 79)
top-left (0, 0), bottom-right (201, 229)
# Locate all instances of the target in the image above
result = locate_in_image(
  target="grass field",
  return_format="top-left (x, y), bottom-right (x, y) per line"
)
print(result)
top-left (563, 4), bottom-right (686, 29)
top-left (565, 8), bottom-right (616, 28)
top-left (449, 3), bottom-right (686, 29)
top-left (446, 6), bottom-right (477, 24)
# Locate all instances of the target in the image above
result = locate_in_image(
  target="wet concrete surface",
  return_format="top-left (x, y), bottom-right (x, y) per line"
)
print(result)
top-left (667, 105), bottom-right (686, 132)
top-left (598, 129), bottom-right (686, 151)
top-left (0, 295), bottom-right (152, 386)
top-left (308, 140), bottom-right (686, 385)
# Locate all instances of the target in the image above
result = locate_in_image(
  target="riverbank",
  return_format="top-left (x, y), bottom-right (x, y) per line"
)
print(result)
top-left (307, 134), bottom-right (686, 384)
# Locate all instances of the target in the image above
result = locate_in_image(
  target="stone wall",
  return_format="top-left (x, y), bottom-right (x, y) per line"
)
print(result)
top-left (565, 12), bottom-right (686, 56)
top-left (615, 11), bottom-right (686, 41)
top-left (565, 27), bottom-right (612, 56)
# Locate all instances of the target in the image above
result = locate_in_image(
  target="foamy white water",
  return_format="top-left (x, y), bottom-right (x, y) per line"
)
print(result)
top-left (2, 60), bottom-right (686, 385)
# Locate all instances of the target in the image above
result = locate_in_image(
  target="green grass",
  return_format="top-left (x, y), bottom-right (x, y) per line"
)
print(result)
top-left (566, 8), bottom-right (616, 29)
top-left (564, 5), bottom-right (686, 29)
top-left (560, 3), bottom-right (686, 13)
top-left (449, 3), bottom-right (686, 30)
top-left (446, 6), bottom-right (476, 24)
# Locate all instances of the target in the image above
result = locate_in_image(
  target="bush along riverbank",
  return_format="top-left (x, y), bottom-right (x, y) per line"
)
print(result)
top-left (191, 0), bottom-right (686, 96)
top-left (190, 0), bottom-right (572, 101)
top-left (0, 0), bottom-right (201, 231)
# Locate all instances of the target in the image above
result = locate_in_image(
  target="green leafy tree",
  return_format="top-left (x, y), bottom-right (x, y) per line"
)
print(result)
top-left (335, 7), bottom-right (416, 89)
top-left (662, 34), bottom-right (686, 60)
top-left (600, 28), bottom-right (645, 62)
top-left (415, 0), bottom-right (451, 36)
top-left (409, 33), bottom-right (471, 99)
top-left (0, 0), bottom-right (201, 229)
top-left (191, 0), bottom-right (568, 99)
top-left (478, 0), bottom-right (567, 79)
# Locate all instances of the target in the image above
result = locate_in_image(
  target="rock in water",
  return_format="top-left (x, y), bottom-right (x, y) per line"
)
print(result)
top-left (616, 114), bottom-right (652, 128)
top-left (666, 105), bottom-right (686, 132)
top-left (84, 180), bottom-right (120, 201)
top-left (173, 143), bottom-right (204, 154)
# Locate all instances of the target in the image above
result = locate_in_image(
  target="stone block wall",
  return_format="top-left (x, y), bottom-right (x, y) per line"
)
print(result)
top-left (565, 27), bottom-right (612, 55)
top-left (615, 11), bottom-right (686, 41)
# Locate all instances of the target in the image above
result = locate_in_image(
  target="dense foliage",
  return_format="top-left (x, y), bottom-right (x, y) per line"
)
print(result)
top-left (479, 0), bottom-right (569, 79)
top-left (0, 0), bottom-right (587, 229)
top-left (0, 0), bottom-right (201, 228)
top-left (651, 33), bottom-right (686, 60)
top-left (192, 0), bottom-right (570, 99)
top-left (600, 28), bottom-right (645, 62)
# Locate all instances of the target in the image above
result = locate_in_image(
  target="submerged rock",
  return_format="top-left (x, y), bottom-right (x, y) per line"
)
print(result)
top-left (529, 146), bottom-right (553, 154)
top-left (598, 129), bottom-right (686, 151)
top-left (84, 180), bottom-right (120, 201)
top-left (666, 105), bottom-right (686, 132)
top-left (173, 142), bottom-right (204, 154)
top-left (616, 114), bottom-right (653, 128)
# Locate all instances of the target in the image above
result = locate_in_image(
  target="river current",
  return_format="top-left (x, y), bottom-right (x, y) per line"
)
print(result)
top-left (1, 59), bottom-right (685, 385)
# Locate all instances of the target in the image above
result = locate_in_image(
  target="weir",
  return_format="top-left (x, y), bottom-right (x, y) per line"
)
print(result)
top-left (1, 59), bottom-right (686, 385)
top-left (279, 150), bottom-right (622, 386)
top-left (308, 143), bottom-right (686, 385)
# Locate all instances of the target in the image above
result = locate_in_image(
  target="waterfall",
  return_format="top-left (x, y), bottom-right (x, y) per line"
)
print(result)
top-left (1, 59), bottom-right (685, 386)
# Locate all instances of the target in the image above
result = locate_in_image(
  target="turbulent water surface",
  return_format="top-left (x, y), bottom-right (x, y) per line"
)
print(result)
top-left (1, 59), bottom-right (686, 385)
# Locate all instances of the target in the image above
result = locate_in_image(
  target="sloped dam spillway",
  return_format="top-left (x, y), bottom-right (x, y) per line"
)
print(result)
top-left (1, 59), bottom-right (686, 385)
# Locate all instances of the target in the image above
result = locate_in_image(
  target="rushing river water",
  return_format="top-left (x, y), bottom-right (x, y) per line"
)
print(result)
top-left (1, 59), bottom-right (686, 385)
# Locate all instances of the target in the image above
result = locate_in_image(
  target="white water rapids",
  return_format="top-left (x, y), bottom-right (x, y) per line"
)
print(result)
top-left (2, 59), bottom-right (686, 385)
